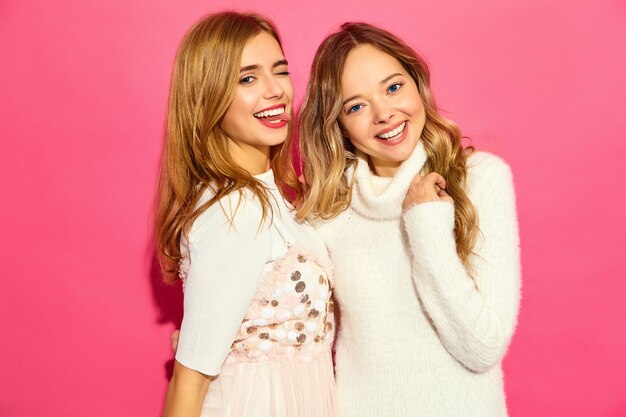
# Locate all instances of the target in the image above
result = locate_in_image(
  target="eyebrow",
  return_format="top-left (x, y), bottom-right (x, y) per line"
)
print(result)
top-left (381, 72), bottom-right (403, 84)
top-left (239, 59), bottom-right (289, 73)
top-left (341, 72), bottom-right (404, 106)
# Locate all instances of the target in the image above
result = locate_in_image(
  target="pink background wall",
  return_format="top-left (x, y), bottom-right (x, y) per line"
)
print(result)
top-left (1, 0), bottom-right (625, 416)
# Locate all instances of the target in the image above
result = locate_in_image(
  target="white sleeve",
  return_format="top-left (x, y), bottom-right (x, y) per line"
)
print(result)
top-left (402, 154), bottom-right (521, 373)
top-left (175, 193), bottom-right (272, 375)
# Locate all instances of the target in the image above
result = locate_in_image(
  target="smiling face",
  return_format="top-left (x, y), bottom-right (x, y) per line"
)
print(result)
top-left (338, 44), bottom-right (426, 177)
top-left (220, 31), bottom-right (294, 173)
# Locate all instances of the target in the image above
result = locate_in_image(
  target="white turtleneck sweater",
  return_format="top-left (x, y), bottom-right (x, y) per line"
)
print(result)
top-left (314, 141), bottom-right (521, 417)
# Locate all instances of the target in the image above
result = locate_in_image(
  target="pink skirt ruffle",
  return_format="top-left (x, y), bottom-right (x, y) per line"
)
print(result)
top-left (201, 349), bottom-right (340, 417)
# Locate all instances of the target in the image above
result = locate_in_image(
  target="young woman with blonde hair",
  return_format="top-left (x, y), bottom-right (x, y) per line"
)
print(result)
top-left (157, 12), bottom-right (338, 417)
top-left (289, 22), bottom-right (521, 416)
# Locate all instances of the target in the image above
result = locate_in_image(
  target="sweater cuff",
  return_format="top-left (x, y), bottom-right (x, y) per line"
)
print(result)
top-left (403, 201), bottom-right (457, 260)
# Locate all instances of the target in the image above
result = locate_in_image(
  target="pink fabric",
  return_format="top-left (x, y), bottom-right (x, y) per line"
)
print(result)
top-left (179, 242), bottom-right (339, 417)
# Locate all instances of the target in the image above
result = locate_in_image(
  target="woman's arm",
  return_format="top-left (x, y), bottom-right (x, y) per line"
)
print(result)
top-left (164, 193), bottom-right (272, 415)
top-left (162, 361), bottom-right (212, 417)
top-left (403, 154), bottom-right (521, 373)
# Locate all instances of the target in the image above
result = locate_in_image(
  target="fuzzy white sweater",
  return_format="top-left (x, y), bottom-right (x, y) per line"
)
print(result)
top-left (314, 141), bottom-right (521, 417)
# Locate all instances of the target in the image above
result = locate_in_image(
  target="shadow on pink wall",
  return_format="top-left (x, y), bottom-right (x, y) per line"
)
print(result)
top-left (149, 244), bottom-right (183, 381)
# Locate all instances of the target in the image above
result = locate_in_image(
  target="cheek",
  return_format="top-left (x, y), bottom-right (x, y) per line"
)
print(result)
top-left (233, 91), bottom-right (257, 113)
top-left (344, 115), bottom-right (372, 142)
top-left (339, 120), bottom-right (361, 146)
top-left (221, 96), bottom-right (251, 134)
top-left (408, 93), bottom-right (425, 117)
top-left (282, 80), bottom-right (295, 104)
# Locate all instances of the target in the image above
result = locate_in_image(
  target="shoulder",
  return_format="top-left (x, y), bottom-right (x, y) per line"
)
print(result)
top-left (310, 208), bottom-right (353, 247)
top-left (187, 187), bottom-right (267, 245)
top-left (466, 151), bottom-right (515, 196)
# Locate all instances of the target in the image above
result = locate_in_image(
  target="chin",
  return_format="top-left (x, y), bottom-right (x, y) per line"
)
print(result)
top-left (267, 135), bottom-right (289, 147)
top-left (392, 146), bottom-right (416, 163)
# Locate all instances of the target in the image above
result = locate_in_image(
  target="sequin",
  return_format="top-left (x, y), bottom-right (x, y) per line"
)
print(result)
top-left (228, 244), bottom-right (335, 366)
top-left (277, 310), bottom-right (291, 320)
top-left (293, 305), bottom-right (305, 316)
top-left (254, 318), bottom-right (268, 326)
top-left (261, 307), bottom-right (275, 319)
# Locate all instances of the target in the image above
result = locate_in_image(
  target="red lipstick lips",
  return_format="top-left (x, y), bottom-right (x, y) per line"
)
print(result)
top-left (254, 105), bottom-right (291, 129)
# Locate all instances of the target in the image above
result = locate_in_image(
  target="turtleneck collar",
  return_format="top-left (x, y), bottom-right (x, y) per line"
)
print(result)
top-left (349, 140), bottom-right (428, 220)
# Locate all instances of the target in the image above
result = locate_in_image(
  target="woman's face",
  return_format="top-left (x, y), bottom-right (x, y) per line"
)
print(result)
top-left (220, 32), bottom-right (294, 158)
top-left (338, 44), bottom-right (426, 177)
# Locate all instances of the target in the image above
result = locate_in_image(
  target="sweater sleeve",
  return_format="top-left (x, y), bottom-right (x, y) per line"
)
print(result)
top-left (175, 193), bottom-right (272, 375)
top-left (402, 154), bottom-right (521, 373)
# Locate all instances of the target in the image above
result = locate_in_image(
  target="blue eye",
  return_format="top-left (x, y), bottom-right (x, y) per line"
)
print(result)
top-left (348, 104), bottom-right (363, 113)
top-left (388, 82), bottom-right (402, 93)
top-left (240, 75), bottom-right (255, 84)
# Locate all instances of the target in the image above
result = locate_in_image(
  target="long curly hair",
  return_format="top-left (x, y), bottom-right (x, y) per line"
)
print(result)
top-left (155, 12), bottom-right (294, 283)
top-left (289, 22), bottom-right (479, 270)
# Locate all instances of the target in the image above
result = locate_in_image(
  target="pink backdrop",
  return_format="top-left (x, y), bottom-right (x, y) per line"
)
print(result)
top-left (1, 0), bottom-right (625, 416)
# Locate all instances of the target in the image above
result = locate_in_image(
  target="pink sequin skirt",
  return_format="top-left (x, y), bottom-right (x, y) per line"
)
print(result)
top-left (200, 349), bottom-right (339, 417)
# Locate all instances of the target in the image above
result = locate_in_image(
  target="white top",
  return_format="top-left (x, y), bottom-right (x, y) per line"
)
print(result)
top-left (314, 141), bottom-right (521, 417)
top-left (175, 170), bottom-right (329, 375)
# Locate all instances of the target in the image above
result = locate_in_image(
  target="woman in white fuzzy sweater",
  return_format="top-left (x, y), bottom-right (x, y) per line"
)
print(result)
top-left (291, 22), bottom-right (521, 417)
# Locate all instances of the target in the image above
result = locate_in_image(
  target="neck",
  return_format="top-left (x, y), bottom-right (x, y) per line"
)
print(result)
top-left (228, 141), bottom-right (271, 175)
top-left (369, 156), bottom-right (401, 177)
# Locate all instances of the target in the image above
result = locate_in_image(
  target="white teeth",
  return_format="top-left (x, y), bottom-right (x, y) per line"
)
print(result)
top-left (377, 122), bottom-right (406, 139)
top-left (254, 107), bottom-right (285, 118)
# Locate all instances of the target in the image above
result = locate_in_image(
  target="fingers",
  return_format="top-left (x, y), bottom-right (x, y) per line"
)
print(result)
top-left (410, 172), bottom-right (447, 189)
top-left (423, 172), bottom-right (447, 190)
top-left (297, 174), bottom-right (309, 194)
top-left (171, 330), bottom-right (180, 353)
top-left (404, 171), bottom-right (453, 208)
top-left (438, 189), bottom-right (454, 204)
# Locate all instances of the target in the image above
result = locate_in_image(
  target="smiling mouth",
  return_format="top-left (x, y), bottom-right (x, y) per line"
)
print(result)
top-left (376, 122), bottom-right (406, 140)
top-left (253, 105), bottom-right (291, 127)
top-left (254, 106), bottom-right (286, 119)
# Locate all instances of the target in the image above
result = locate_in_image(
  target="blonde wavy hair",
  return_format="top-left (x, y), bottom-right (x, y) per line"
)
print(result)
top-left (155, 12), bottom-right (294, 283)
top-left (290, 22), bottom-right (479, 270)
